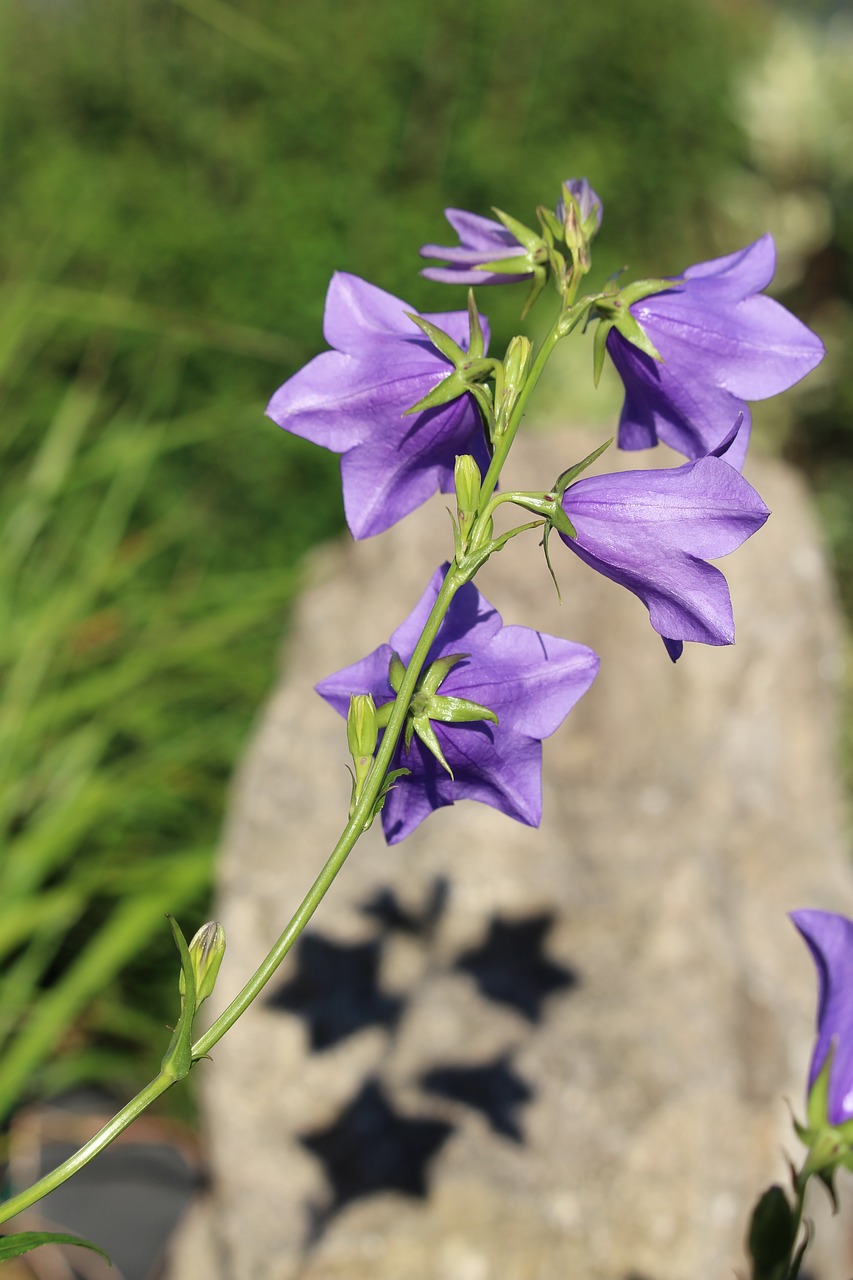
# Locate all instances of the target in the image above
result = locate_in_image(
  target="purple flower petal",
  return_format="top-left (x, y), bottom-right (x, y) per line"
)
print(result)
top-left (266, 274), bottom-right (491, 539)
top-left (316, 567), bottom-right (599, 843)
top-left (791, 910), bottom-right (853, 1125)
top-left (607, 234), bottom-right (825, 462)
top-left (420, 208), bottom-right (531, 285)
top-left (561, 455), bottom-right (770, 659)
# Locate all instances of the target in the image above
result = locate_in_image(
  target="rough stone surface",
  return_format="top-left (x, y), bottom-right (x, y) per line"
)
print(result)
top-left (167, 430), bottom-right (852, 1280)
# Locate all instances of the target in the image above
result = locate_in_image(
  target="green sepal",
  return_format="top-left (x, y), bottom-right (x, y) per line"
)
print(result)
top-left (374, 701), bottom-right (394, 730)
top-left (521, 265), bottom-right (548, 319)
top-left (388, 652), bottom-right (406, 693)
top-left (412, 714), bottom-right (454, 778)
top-left (474, 254), bottom-right (535, 276)
top-left (404, 369), bottom-right (468, 416)
top-left (467, 289), bottom-right (486, 359)
top-left (536, 204), bottom-right (563, 244)
top-left (426, 694), bottom-right (498, 725)
top-left (161, 914), bottom-right (196, 1081)
top-left (554, 439), bottom-right (613, 497)
top-left (405, 312), bottom-right (465, 364)
top-left (492, 207), bottom-right (542, 252)
top-left (421, 652), bottom-right (469, 696)
top-left (817, 1165), bottom-right (839, 1212)
top-left (365, 768), bottom-right (410, 828)
top-left (612, 308), bottom-right (663, 362)
top-left (541, 523), bottom-right (563, 604)
top-left (458, 357), bottom-right (496, 385)
top-left (807, 1049), bottom-right (832, 1132)
top-left (0, 1232), bottom-right (111, 1264)
top-left (618, 276), bottom-right (679, 307)
top-left (592, 317), bottom-right (615, 387)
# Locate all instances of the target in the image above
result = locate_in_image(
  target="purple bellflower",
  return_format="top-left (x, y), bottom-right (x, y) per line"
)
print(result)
top-left (266, 273), bottom-right (490, 539)
top-left (559, 452), bottom-right (770, 662)
top-left (791, 910), bottom-right (853, 1127)
top-left (316, 567), bottom-right (600, 844)
top-left (420, 209), bottom-right (532, 286)
top-left (420, 179), bottom-right (602, 285)
top-left (606, 234), bottom-right (825, 469)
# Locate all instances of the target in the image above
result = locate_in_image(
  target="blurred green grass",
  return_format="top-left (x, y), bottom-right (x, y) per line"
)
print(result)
top-left (0, 0), bottom-right (844, 1119)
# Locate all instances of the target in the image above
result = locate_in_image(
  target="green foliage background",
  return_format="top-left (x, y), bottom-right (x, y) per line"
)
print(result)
top-left (0, 0), bottom-right (843, 1117)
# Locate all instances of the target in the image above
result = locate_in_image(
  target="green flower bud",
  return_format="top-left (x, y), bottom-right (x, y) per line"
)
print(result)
top-left (347, 693), bottom-right (378, 761)
top-left (454, 455), bottom-right (482, 546)
top-left (496, 335), bottom-right (533, 435)
top-left (180, 921), bottom-right (226, 1006)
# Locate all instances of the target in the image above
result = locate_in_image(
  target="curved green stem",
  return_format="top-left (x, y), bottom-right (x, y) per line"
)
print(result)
top-left (0, 1073), bottom-right (174, 1225)
top-left (0, 268), bottom-right (579, 1226)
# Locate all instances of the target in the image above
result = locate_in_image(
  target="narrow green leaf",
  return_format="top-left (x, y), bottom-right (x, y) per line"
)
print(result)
top-left (0, 1231), bottom-right (110, 1264)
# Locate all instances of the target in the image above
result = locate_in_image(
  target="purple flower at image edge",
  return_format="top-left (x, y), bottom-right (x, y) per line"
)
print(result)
top-left (419, 209), bottom-right (531, 285)
top-left (560, 453), bottom-right (770, 662)
top-left (266, 273), bottom-right (491, 539)
top-left (316, 567), bottom-right (600, 843)
top-left (791, 910), bottom-right (853, 1126)
top-left (606, 234), bottom-right (825, 468)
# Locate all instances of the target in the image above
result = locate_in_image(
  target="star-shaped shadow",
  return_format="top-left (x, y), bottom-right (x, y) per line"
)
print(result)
top-left (419, 1053), bottom-right (533, 1142)
top-left (300, 1079), bottom-right (455, 1226)
top-left (453, 912), bottom-right (578, 1022)
top-left (266, 935), bottom-right (402, 1050)
top-left (360, 877), bottom-right (449, 937)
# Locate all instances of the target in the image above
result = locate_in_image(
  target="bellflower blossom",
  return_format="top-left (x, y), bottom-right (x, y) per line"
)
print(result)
top-left (420, 210), bottom-right (532, 285)
top-left (606, 234), bottom-right (825, 469)
top-left (791, 910), bottom-right (853, 1127)
top-left (316, 568), bottom-right (599, 843)
top-left (266, 273), bottom-right (490, 539)
top-left (420, 179), bottom-right (602, 285)
top-left (560, 452), bottom-right (770, 662)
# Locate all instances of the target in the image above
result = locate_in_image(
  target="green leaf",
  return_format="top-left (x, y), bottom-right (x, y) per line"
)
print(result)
top-left (160, 915), bottom-right (196, 1081)
top-left (0, 1231), bottom-right (111, 1263)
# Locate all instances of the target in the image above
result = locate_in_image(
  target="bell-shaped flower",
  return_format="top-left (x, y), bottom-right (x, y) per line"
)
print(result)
top-left (559, 452), bottom-right (770, 662)
top-left (605, 234), bottom-right (825, 468)
top-left (420, 179), bottom-right (602, 286)
top-left (266, 273), bottom-right (490, 539)
top-left (419, 209), bottom-right (533, 285)
top-left (316, 567), bottom-right (599, 843)
top-left (791, 910), bottom-right (853, 1128)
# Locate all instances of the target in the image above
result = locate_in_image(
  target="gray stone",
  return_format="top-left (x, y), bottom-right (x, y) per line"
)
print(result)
top-left (167, 430), bottom-right (853, 1280)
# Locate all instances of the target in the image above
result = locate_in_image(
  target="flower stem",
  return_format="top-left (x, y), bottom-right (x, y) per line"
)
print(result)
top-left (0, 569), bottom-right (467, 1226)
top-left (0, 272), bottom-right (566, 1223)
top-left (0, 1073), bottom-right (174, 1225)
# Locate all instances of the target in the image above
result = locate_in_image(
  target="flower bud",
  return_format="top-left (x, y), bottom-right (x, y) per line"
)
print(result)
top-left (496, 335), bottom-right (533, 435)
top-left (347, 693), bottom-right (378, 761)
top-left (180, 921), bottom-right (226, 1005)
top-left (454, 455), bottom-right (482, 545)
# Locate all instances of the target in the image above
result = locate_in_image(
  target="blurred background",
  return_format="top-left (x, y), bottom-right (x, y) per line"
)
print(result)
top-left (0, 0), bottom-right (849, 1130)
